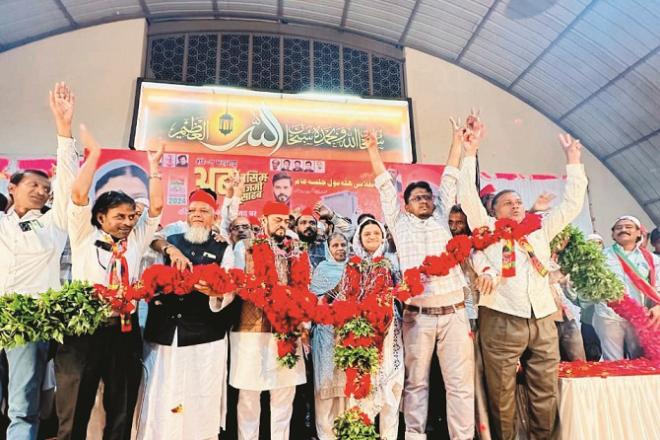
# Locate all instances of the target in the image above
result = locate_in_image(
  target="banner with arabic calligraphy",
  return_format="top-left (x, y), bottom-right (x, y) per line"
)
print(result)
top-left (130, 80), bottom-right (415, 163)
top-left (88, 150), bottom-right (592, 232)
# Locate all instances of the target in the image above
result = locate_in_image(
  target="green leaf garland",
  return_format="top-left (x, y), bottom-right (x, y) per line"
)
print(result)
top-left (551, 225), bottom-right (624, 303)
top-left (0, 281), bottom-right (112, 349)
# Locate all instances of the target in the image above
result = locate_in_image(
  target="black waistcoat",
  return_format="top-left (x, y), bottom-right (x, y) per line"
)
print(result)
top-left (144, 233), bottom-right (240, 347)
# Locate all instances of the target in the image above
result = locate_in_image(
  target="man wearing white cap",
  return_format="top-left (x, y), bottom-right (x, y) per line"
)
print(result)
top-left (594, 216), bottom-right (660, 360)
top-left (586, 233), bottom-right (604, 249)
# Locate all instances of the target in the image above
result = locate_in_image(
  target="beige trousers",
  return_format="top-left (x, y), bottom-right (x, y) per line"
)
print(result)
top-left (479, 307), bottom-right (560, 440)
top-left (402, 309), bottom-right (474, 440)
top-left (592, 314), bottom-right (643, 360)
top-left (314, 395), bottom-right (347, 440)
top-left (236, 387), bottom-right (296, 440)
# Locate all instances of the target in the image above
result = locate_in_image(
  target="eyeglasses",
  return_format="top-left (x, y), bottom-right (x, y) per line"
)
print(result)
top-left (231, 224), bottom-right (251, 231)
top-left (409, 194), bottom-right (433, 203)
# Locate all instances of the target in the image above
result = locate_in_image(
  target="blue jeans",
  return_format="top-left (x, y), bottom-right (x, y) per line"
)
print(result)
top-left (5, 341), bottom-right (49, 440)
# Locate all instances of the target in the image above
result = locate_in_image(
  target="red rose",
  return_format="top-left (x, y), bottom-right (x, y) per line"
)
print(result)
top-left (276, 337), bottom-right (297, 357)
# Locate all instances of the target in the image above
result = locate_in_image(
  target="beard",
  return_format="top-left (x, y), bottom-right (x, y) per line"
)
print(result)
top-left (298, 227), bottom-right (317, 243)
top-left (275, 193), bottom-right (290, 204)
top-left (269, 228), bottom-right (286, 243)
top-left (184, 225), bottom-right (211, 244)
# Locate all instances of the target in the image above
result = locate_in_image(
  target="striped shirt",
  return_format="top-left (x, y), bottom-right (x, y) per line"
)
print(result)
top-left (375, 168), bottom-right (467, 307)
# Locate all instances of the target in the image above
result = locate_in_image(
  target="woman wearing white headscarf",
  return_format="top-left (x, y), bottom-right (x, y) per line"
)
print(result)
top-left (310, 232), bottom-right (350, 440)
top-left (349, 218), bottom-right (404, 440)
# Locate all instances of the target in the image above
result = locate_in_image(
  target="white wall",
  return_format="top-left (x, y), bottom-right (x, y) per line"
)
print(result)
top-left (0, 19), bottom-right (147, 154)
top-left (404, 48), bottom-right (653, 239)
top-left (0, 23), bottom-right (651, 239)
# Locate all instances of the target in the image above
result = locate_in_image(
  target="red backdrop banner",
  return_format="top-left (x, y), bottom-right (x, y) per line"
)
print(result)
top-left (91, 150), bottom-right (444, 225)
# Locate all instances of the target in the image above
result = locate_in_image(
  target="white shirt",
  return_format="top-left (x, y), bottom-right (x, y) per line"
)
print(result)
top-left (68, 202), bottom-right (161, 286)
top-left (458, 156), bottom-right (588, 319)
top-left (0, 137), bottom-right (78, 296)
top-left (375, 168), bottom-right (468, 307)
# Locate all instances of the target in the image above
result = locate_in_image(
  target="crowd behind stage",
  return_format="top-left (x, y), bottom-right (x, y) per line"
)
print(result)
top-left (0, 83), bottom-right (659, 440)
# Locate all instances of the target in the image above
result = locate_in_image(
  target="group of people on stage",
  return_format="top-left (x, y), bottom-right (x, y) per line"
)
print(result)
top-left (1, 83), bottom-right (659, 440)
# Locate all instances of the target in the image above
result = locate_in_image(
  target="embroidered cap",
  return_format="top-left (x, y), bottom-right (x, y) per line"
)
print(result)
top-left (613, 216), bottom-right (641, 229)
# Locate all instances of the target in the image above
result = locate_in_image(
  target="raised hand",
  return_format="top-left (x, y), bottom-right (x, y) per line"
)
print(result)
top-left (464, 109), bottom-right (485, 150)
top-left (362, 129), bottom-right (379, 153)
top-left (532, 192), bottom-right (557, 212)
top-left (71, 124), bottom-right (102, 206)
top-left (78, 124), bottom-right (102, 159)
top-left (49, 82), bottom-right (75, 138)
top-left (364, 129), bottom-right (386, 176)
top-left (459, 109), bottom-right (485, 158)
top-left (449, 116), bottom-right (466, 147)
top-left (147, 142), bottom-right (165, 174)
top-left (314, 201), bottom-right (333, 220)
top-left (558, 133), bottom-right (582, 165)
top-left (226, 170), bottom-right (244, 199)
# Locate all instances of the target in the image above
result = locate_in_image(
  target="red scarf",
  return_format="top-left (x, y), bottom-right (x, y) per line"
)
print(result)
top-left (614, 244), bottom-right (660, 305)
top-left (495, 213), bottom-right (546, 278)
top-left (107, 238), bottom-right (132, 332)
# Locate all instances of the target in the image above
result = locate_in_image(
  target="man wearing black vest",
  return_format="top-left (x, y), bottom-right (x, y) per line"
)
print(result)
top-left (136, 188), bottom-right (239, 440)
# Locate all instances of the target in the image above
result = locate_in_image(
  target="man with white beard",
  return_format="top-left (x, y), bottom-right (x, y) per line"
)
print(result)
top-left (137, 189), bottom-right (239, 440)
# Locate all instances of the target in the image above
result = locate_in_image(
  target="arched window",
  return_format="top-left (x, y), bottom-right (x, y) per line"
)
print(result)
top-left (146, 27), bottom-right (405, 98)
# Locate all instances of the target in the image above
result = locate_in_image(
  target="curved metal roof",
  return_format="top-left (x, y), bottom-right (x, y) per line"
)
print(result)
top-left (1, 0), bottom-right (659, 223)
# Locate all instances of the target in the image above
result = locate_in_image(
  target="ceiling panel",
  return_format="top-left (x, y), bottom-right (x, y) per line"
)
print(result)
top-left (344, 0), bottom-right (417, 43)
top-left (0, 0), bottom-right (70, 45)
top-left (606, 134), bottom-right (660, 203)
top-left (62, 0), bottom-right (142, 23)
top-left (146, 0), bottom-right (215, 15)
top-left (220, 0), bottom-right (278, 16)
top-left (405, 0), bottom-right (492, 58)
top-left (460, 0), bottom-right (591, 85)
top-left (284, 0), bottom-right (343, 26)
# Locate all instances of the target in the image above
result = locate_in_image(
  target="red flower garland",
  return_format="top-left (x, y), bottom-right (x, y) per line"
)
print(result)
top-left (94, 216), bottom-right (546, 368)
top-left (345, 367), bottom-right (372, 399)
top-left (608, 295), bottom-right (660, 361)
top-left (559, 358), bottom-right (660, 378)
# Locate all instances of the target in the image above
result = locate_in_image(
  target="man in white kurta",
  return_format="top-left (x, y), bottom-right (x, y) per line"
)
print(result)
top-left (230, 201), bottom-right (306, 440)
top-left (594, 215), bottom-right (660, 360)
top-left (137, 189), bottom-right (238, 440)
top-left (55, 127), bottom-right (162, 440)
top-left (458, 130), bottom-right (588, 440)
